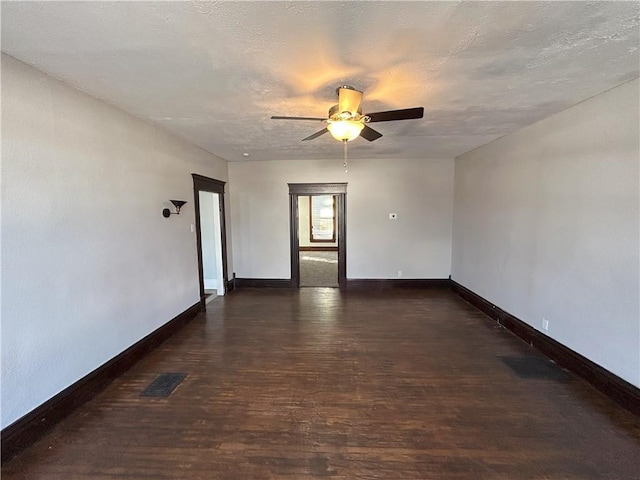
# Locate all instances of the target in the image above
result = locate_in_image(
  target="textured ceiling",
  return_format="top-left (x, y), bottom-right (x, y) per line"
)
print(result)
top-left (2, 1), bottom-right (638, 162)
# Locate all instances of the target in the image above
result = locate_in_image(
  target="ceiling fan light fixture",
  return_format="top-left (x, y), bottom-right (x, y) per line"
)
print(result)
top-left (271, 85), bottom-right (423, 143)
top-left (327, 120), bottom-right (364, 142)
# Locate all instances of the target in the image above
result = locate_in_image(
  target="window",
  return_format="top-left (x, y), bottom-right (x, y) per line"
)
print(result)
top-left (310, 195), bottom-right (336, 242)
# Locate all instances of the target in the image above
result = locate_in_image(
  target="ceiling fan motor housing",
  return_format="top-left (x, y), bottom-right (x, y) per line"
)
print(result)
top-left (328, 104), bottom-right (365, 122)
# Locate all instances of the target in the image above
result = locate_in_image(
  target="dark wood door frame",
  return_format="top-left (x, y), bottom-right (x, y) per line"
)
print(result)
top-left (192, 174), bottom-right (229, 308)
top-left (289, 183), bottom-right (347, 289)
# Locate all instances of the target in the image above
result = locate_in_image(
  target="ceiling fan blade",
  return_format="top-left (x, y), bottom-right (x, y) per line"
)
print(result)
top-left (337, 86), bottom-right (363, 115)
top-left (271, 116), bottom-right (326, 121)
top-left (301, 128), bottom-right (329, 141)
top-left (360, 125), bottom-right (383, 142)
top-left (366, 107), bottom-right (424, 123)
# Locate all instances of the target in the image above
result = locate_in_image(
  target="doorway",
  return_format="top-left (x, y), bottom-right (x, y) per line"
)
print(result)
top-left (193, 174), bottom-right (228, 308)
top-left (298, 195), bottom-right (338, 287)
top-left (288, 183), bottom-right (347, 289)
top-left (199, 191), bottom-right (224, 300)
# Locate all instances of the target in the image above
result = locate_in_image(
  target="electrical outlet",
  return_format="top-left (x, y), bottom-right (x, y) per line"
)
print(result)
top-left (542, 318), bottom-right (549, 331)
top-left (398, 270), bottom-right (403, 278)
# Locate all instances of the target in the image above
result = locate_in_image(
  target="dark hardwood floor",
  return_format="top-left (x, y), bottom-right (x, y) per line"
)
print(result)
top-left (3, 288), bottom-right (640, 479)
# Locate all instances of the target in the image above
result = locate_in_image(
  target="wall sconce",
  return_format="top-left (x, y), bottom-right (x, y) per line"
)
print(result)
top-left (163, 200), bottom-right (187, 218)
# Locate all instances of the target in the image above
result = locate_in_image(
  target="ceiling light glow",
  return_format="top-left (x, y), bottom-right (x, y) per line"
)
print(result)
top-left (327, 120), bottom-right (364, 142)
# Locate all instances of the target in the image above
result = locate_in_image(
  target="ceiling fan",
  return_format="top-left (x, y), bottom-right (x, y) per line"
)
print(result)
top-left (271, 85), bottom-right (424, 142)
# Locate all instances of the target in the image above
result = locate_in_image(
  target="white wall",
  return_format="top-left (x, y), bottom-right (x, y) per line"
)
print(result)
top-left (199, 191), bottom-right (225, 295)
top-left (452, 79), bottom-right (640, 387)
top-left (199, 191), bottom-right (218, 288)
top-left (229, 157), bottom-right (454, 279)
top-left (0, 55), bottom-right (230, 428)
top-left (298, 195), bottom-right (312, 247)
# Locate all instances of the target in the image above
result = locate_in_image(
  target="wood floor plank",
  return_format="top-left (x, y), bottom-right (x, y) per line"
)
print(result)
top-left (3, 288), bottom-right (640, 479)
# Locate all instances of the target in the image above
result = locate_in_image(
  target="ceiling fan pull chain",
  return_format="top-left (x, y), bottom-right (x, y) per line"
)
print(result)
top-left (343, 139), bottom-right (348, 174)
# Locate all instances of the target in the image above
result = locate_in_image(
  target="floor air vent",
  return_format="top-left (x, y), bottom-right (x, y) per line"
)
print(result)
top-left (140, 373), bottom-right (187, 397)
top-left (499, 356), bottom-right (571, 381)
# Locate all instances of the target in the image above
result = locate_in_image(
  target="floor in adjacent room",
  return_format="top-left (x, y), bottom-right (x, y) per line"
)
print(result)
top-left (299, 251), bottom-right (338, 287)
top-left (3, 288), bottom-right (639, 479)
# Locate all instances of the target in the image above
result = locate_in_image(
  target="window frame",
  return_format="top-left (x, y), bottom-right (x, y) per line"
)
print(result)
top-left (309, 195), bottom-right (337, 243)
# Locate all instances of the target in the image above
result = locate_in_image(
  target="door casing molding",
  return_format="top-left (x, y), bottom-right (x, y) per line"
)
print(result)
top-left (288, 183), bottom-right (347, 289)
top-left (192, 174), bottom-right (229, 306)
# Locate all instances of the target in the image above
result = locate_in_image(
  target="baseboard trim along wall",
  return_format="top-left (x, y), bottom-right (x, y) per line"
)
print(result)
top-left (450, 279), bottom-right (640, 416)
top-left (234, 278), bottom-right (296, 288)
top-left (232, 278), bottom-right (451, 290)
top-left (346, 278), bottom-right (451, 290)
top-left (1, 302), bottom-right (203, 462)
top-left (299, 246), bottom-right (339, 252)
